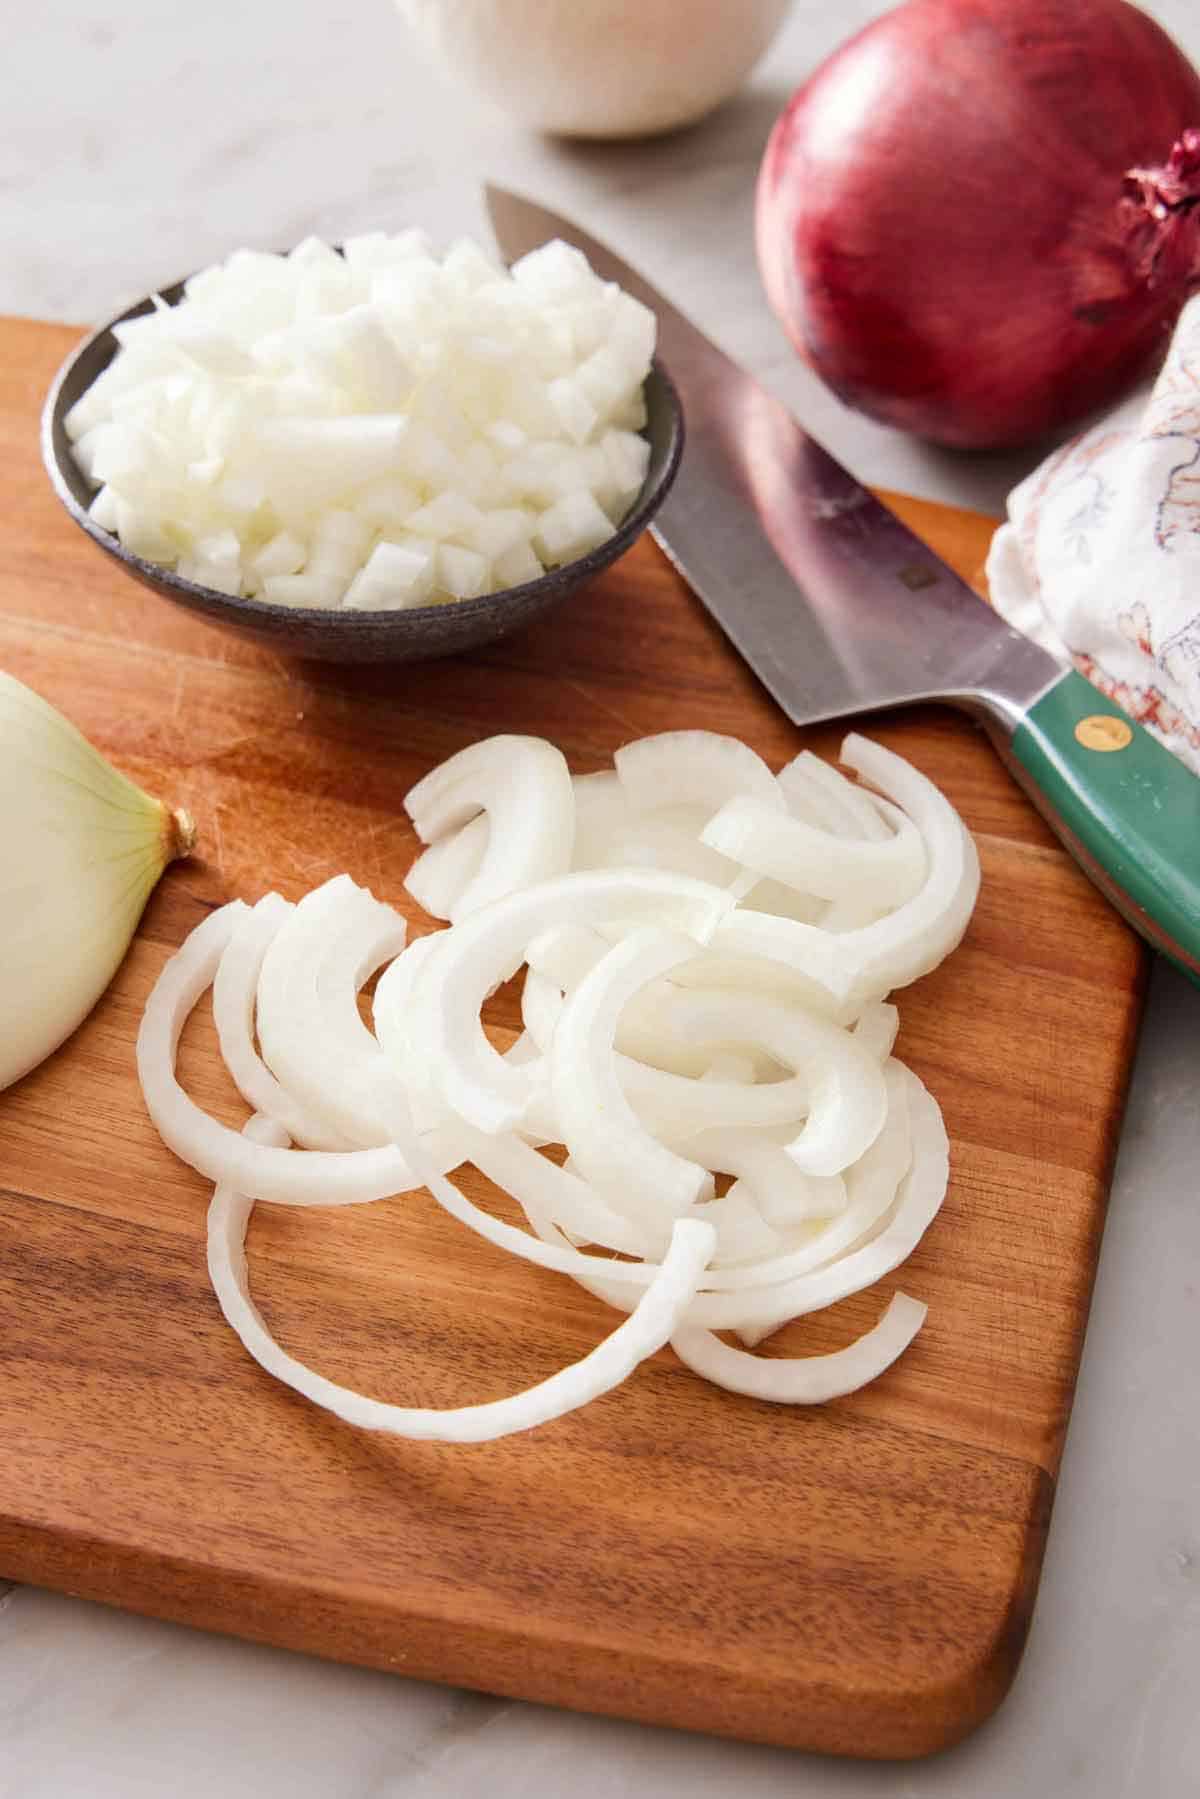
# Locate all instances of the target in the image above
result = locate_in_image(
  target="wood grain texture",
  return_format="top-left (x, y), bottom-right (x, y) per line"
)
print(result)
top-left (0, 319), bottom-right (1146, 1760)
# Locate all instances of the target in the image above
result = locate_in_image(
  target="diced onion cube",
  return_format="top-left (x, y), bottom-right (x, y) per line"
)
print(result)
top-left (249, 531), bottom-right (307, 579)
top-left (548, 375), bottom-right (598, 445)
top-left (438, 544), bottom-right (490, 600)
top-left (492, 540), bottom-right (545, 588)
top-left (534, 491), bottom-right (616, 563)
top-left (260, 572), bottom-right (344, 608)
top-left (344, 539), bottom-right (437, 610)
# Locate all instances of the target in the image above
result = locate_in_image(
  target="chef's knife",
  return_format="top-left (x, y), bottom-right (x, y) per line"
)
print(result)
top-left (486, 186), bottom-right (1200, 980)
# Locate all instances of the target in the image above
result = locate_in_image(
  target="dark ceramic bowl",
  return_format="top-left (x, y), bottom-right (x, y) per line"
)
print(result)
top-left (41, 274), bottom-right (684, 663)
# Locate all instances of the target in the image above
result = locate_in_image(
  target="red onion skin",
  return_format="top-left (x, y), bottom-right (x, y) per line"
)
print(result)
top-left (756, 0), bottom-right (1200, 449)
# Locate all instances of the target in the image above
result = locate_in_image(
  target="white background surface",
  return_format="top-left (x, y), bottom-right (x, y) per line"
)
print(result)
top-left (3, 3), bottom-right (1199, 1794)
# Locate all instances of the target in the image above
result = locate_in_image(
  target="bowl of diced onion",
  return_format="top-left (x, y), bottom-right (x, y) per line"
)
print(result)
top-left (41, 232), bottom-right (684, 663)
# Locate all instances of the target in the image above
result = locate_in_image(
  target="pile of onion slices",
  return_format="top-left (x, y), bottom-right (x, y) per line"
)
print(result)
top-left (137, 728), bottom-right (979, 1443)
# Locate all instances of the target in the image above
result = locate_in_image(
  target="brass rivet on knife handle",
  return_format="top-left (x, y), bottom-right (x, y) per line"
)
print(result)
top-left (1074, 715), bottom-right (1133, 753)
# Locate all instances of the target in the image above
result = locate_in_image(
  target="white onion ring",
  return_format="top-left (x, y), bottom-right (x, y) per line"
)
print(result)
top-left (614, 731), bottom-right (785, 900)
top-left (674, 1126), bottom-right (847, 1232)
top-left (672, 1292), bottom-right (926, 1403)
top-left (614, 730), bottom-right (784, 815)
top-left (777, 749), bottom-right (891, 840)
top-left (405, 813), bottom-right (488, 920)
top-left (212, 893), bottom-right (354, 1151)
top-left (403, 734), bottom-right (574, 919)
top-left (409, 868), bottom-right (734, 1135)
top-left (658, 989), bottom-right (888, 1176)
top-left (209, 1114), bottom-right (715, 1442)
top-left (136, 904), bottom-right (460, 1205)
top-left (549, 927), bottom-right (714, 1220)
top-left (702, 793), bottom-right (927, 907)
top-left (256, 875), bottom-right (407, 1148)
top-left (711, 733), bottom-right (979, 1007)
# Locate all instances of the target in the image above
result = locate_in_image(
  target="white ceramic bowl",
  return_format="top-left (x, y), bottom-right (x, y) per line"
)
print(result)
top-left (395, 0), bottom-right (793, 139)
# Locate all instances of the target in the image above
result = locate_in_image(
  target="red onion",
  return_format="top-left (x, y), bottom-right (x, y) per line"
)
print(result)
top-left (755, 0), bottom-right (1200, 449)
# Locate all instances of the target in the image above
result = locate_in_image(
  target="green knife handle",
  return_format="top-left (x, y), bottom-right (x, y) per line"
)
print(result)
top-left (998, 669), bottom-right (1200, 982)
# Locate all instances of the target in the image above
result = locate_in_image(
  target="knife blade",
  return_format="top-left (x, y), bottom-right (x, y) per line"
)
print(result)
top-left (486, 185), bottom-right (1200, 979)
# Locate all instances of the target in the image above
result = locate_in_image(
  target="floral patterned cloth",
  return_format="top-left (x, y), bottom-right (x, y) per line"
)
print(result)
top-left (986, 292), bottom-right (1200, 776)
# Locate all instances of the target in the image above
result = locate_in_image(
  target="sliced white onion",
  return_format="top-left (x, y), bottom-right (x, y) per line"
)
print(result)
top-left (614, 731), bottom-right (783, 815)
top-left (404, 813), bottom-right (488, 920)
top-left (710, 733), bottom-right (979, 1008)
top-left (255, 875), bottom-right (407, 1148)
top-left (694, 1188), bottom-right (784, 1264)
top-left (701, 792), bottom-right (927, 907)
top-left (209, 1114), bottom-right (715, 1442)
top-left (211, 892), bottom-right (354, 1151)
top-left (137, 728), bottom-right (976, 1434)
top-left (560, 1058), bottom-right (926, 1332)
top-left (465, 1127), bottom-right (664, 1258)
top-left (674, 1127), bottom-right (847, 1231)
top-left (549, 927), bottom-right (714, 1221)
top-left (852, 1001), bottom-right (900, 1062)
top-left (365, 1078), bottom-right (677, 1290)
top-left (740, 876), bottom-right (828, 925)
top-left (409, 868), bottom-right (734, 1134)
top-left (648, 989), bottom-right (888, 1176)
top-left (694, 1060), bottom-right (945, 1334)
top-left (836, 733), bottom-right (981, 995)
top-left (672, 1292), bottom-right (926, 1404)
top-left (372, 933), bottom-right (457, 1133)
top-left (608, 804), bottom-right (750, 892)
top-left (614, 731), bottom-right (786, 900)
top-left (777, 749), bottom-right (891, 840)
top-left (569, 769), bottom-right (631, 871)
top-left (136, 903), bottom-right (456, 1204)
top-left (403, 735), bottom-right (575, 919)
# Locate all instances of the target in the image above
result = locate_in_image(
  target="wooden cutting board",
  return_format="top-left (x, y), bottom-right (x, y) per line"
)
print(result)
top-left (0, 317), bottom-right (1146, 1761)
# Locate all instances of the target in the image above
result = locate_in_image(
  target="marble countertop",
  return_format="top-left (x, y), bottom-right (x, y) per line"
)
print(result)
top-left (3, 3), bottom-right (1198, 1794)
